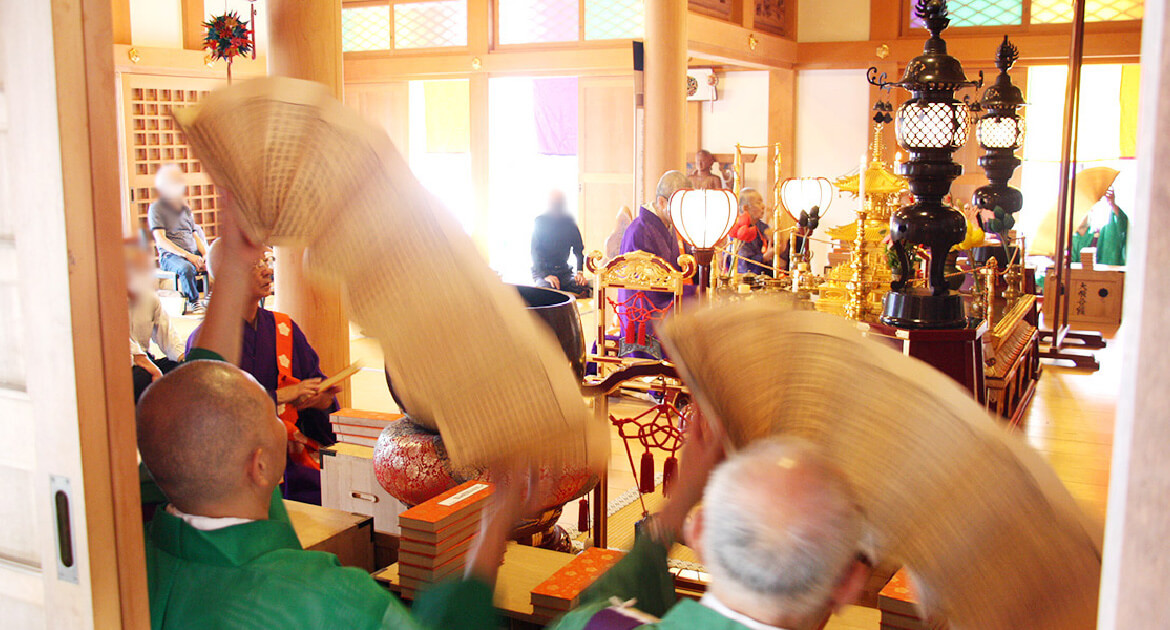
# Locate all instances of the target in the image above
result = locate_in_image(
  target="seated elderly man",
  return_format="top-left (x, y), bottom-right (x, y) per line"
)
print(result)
top-left (734, 188), bottom-right (783, 276)
top-left (138, 209), bottom-right (518, 630)
top-left (149, 164), bottom-right (209, 314)
top-left (613, 171), bottom-right (691, 358)
top-left (553, 433), bottom-right (870, 630)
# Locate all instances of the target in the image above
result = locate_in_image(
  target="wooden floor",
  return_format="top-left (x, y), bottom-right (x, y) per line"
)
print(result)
top-left (169, 308), bottom-right (1121, 629)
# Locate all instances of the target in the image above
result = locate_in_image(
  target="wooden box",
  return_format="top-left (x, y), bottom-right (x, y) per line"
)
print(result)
top-left (285, 500), bottom-right (375, 572)
top-left (321, 441), bottom-right (408, 567)
top-left (1042, 264), bottom-right (1125, 330)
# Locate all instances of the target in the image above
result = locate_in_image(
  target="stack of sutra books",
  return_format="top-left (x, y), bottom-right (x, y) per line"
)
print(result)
top-left (878, 569), bottom-right (949, 630)
top-left (396, 481), bottom-right (493, 599)
top-left (529, 547), bottom-right (626, 623)
top-left (329, 408), bottom-right (402, 448)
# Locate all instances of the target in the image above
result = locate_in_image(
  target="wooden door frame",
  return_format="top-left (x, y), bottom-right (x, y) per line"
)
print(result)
top-left (52, 0), bottom-right (148, 627)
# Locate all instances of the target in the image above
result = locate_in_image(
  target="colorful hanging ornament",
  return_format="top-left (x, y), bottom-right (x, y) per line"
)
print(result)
top-left (639, 450), bottom-right (656, 494)
top-left (202, 10), bottom-right (254, 84)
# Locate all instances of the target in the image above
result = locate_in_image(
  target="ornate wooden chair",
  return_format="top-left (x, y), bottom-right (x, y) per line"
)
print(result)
top-left (584, 249), bottom-right (695, 380)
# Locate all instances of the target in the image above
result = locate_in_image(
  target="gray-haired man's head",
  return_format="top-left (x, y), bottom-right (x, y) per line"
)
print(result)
top-left (653, 170), bottom-right (690, 226)
top-left (691, 437), bottom-right (866, 627)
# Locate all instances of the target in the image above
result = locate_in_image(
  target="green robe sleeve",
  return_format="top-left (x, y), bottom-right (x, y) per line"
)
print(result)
top-left (1071, 229), bottom-right (1094, 261)
top-left (551, 534), bottom-right (677, 630)
top-left (1095, 210), bottom-right (1128, 266)
top-left (406, 579), bottom-right (497, 630)
top-left (184, 347), bottom-right (225, 363)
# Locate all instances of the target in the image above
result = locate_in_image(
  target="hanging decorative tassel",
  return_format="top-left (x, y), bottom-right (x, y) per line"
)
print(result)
top-left (662, 455), bottom-right (678, 498)
top-left (577, 497), bottom-right (590, 532)
top-left (639, 450), bottom-right (656, 493)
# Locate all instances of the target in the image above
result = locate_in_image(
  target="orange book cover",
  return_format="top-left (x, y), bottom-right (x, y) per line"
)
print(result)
top-left (398, 549), bottom-right (468, 581)
top-left (399, 481), bottom-right (493, 532)
top-left (399, 517), bottom-right (482, 552)
top-left (879, 569), bottom-right (937, 623)
top-left (530, 548), bottom-right (626, 610)
top-left (330, 408), bottom-right (404, 428)
top-left (398, 531), bottom-right (476, 567)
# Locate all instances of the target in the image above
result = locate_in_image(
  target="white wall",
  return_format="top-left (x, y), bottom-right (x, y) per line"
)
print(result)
top-left (130, 0), bottom-right (182, 48)
top-left (799, 0), bottom-right (871, 43)
top-left (700, 71), bottom-right (770, 191)
top-left (795, 68), bottom-right (871, 270)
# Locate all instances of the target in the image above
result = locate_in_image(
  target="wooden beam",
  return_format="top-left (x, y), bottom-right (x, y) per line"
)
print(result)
top-left (344, 46), bottom-right (634, 82)
top-left (687, 12), bottom-right (798, 69)
top-left (113, 44), bottom-right (268, 78)
top-left (110, 0), bottom-right (130, 45)
top-left (797, 26), bottom-right (1142, 69)
top-left (181, 0), bottom-right (203, 51)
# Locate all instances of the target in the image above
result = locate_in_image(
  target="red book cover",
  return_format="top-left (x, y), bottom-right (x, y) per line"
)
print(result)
top-left (530, 548), bottom-right (626, 610)
top-left (330, 408), bottom-right (404, 428)
top-left (399, 481), bottom-right (493, 532)
top-left (399, 512), bottom-right (482, 547)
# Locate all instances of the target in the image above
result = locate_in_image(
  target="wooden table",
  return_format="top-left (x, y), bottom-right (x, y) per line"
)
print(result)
top-left (285, 500), bottom-right (376, 572)
top-left (374, 543), bottom-right (577, 627)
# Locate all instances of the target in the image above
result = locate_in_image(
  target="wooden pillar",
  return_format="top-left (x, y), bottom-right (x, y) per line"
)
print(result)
top-left (110, 0), bottom-right (131, 45)
top-left (767, 68), bottom-right (795, 197)
top-left (181, 0), bottom-right (204, 51)
top-left (266, 0), bottom-right (351, 405)
top-left (467, 0), bottom-right (490, 252)
top-left (1098, 0), bottom-right (1170, 625)
top-left (642, 0), bottom-right (687, 202)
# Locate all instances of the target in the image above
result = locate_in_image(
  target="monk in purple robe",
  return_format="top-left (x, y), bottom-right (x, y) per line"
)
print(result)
top-left (187, 246), bottom-right (340, 504)
top-left (614, 170), bottom-right (691, 359)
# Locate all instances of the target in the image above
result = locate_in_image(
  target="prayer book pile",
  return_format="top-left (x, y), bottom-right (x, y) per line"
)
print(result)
top-left (396, 481), bottom-right (493, 599)
top-left (878, 570), bottom-right (948, 630)
top-left (329, 408), bottom-right (402, 449)
top-left (529, 547), bottom-right (625, 623)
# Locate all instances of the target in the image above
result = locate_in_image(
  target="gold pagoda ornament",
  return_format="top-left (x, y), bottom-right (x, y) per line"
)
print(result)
top-left (816, 103), bottom-right (908, 320)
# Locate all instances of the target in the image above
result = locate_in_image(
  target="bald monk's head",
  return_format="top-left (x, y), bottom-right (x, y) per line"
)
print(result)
top-left (138, 361), bottom-right (286, 518)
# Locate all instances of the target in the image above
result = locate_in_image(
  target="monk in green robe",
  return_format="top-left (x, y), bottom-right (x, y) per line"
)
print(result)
top-left (137, 206), bottom-right (523, 630)
top-left (1072, 188), bottom-right (1128, 266)
top-left (552, 434), bottom-right (871, 630)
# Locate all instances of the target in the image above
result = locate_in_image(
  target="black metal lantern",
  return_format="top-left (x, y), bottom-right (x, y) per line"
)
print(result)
top-left (971, 36), bottom-right (1026, 256)
top-left (868, 0), bottom-right (982, 329)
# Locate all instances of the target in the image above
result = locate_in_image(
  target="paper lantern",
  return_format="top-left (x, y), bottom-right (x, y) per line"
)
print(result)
top-left (668, 188), bottom-right (736, 249)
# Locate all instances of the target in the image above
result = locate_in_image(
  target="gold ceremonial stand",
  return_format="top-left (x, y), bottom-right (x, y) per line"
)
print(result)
top-left (816, 121), bottom-right (908, 320)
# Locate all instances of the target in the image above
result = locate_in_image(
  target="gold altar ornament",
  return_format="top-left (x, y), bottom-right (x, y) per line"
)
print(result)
top-left (816, 115), bottom-right (908, 321)
top-left (128, 47), bottom-right (141, 63)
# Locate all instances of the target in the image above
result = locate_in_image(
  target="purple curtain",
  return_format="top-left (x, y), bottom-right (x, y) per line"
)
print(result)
top-left (533, 77), bottom-right (578, 156)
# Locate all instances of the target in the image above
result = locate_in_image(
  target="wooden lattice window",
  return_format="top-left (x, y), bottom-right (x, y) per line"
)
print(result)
top-left (342, 4), bottom-right (392, 51)
top-left (394, 0), bottom-right (468, 48)
top-left (906, 0), bottom-right (1142, 29)
top-left (498, 0), bottom-right (579, 44)
top-left (910, 0), bottom-right (1023, 27)
top-left (1030, 0), bottom-right (1143, 23)
top-left (584, 0), bottom-right (645, 40)
top-left (121, 76), bottom-right (224, 240)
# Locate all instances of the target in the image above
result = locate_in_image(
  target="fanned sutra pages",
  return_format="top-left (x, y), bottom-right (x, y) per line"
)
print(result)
top-left (173, 78), bottom-right (608, 473)
top-left (659, 301), bottom-right (1101, 630)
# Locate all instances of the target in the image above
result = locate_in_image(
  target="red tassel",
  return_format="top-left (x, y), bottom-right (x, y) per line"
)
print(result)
top-left (662, 455), bottom-right (678, 498)
top-left (578, 497), bottom-right (590, 532)
top-left (639, 450), bottom-right (655, 493)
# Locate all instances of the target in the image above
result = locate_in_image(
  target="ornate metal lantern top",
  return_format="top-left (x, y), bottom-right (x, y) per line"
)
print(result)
top-left (979, 36), bottom-right (1025, 113)
top-left (867, 0), bottom-right (983, 95)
